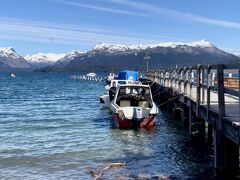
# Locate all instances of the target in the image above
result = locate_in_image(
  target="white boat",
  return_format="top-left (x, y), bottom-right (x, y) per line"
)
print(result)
top-left (86, 72), bottom-right (96, 77)
top-left (109, 84), bottom-right (159, 129)
top-left (11, 73), bottom-right (16, 78)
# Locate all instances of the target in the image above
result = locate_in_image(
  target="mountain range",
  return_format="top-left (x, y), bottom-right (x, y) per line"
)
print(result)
top-left (0, 40), bottom-right (239, 72)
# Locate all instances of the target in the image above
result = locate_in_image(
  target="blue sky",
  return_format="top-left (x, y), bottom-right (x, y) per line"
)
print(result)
top-left (0, 0), bottom-right (240, 55)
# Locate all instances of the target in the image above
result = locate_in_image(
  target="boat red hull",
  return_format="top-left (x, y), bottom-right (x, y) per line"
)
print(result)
top-left (113, 113), bottom-right (156, 129)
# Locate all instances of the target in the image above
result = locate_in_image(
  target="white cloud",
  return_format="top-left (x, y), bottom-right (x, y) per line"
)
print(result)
top-left (0, 17), bottom-right (188, 46)
top-left (108, 0), bottom-right (240, 29)
top-left (53, 0), bottom-right (150, 17)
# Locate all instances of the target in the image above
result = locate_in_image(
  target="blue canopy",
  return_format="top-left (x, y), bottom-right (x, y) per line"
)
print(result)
top-left (117, 70), bottom-right (139, 81)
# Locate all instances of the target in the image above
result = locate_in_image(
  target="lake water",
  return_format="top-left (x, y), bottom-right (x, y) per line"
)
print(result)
top-left (0, 72), bottom-right (215, 179)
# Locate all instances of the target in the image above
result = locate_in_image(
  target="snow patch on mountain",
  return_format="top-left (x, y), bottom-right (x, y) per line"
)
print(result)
top-left (25, 53), bottom-right (65, 64)
top-left (233, 52), bottom-right (240, 57)
top-left (0, 47), bottom-right (22, 59)
top-left (57, 50), bottom-right (85, 63)
top-left (93, 39), bottom-right (213, 52)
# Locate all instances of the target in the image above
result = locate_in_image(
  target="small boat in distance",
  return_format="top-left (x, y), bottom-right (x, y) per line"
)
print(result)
top-left (11, 73), bottom-right (16, 78)
top-left (86, 72), bottom-right (96, 77)
top-left (109, 84), bottom-right (159, 129)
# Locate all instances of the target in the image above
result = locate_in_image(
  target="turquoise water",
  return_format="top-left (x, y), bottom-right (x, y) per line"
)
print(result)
top-left (0, 72), bottom-right (214, 179)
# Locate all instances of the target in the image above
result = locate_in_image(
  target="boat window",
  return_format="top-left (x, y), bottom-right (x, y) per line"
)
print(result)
top-left (118, 81), bottom-right (126, 84)
top-left (116, 86), bottom-right (152, 108)
top-left (119, 88), bottom-right (126, 95)
top-left (118, 86), bottom-right (150, 96)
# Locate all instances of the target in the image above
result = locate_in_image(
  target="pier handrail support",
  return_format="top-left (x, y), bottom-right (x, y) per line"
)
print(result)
top-left (207, 65), bottom-right (211, 122)
top-left (190, 66), bottom-right (193, 99)
top-left (217, 64), bottom-right (225, 130)
top-left (202, 66), bottom-right (205, 104)
top-left (196, 64), bottom-right (202, 117)
top-left (184, 66), bottom-right (188, 96)
top-left (179, 67), bottom-right (183, 93)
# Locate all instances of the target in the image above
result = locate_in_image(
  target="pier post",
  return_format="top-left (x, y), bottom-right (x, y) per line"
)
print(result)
top-left (207, 123), bottom-right (213, 144)
top-left (189, 111), bottom-right (205, 143)
top-left (214, 128), bottom-right (239, 173)
top-left (173, 107), bottom-right (183, 121)
top-left (201, 67), bottom-right (205, 104)
top-left (198, 117), bottom-right (205, 142)
top-left (188, 107), bottom-right (192, 135)
top-left (223, 136), bottom-right (239, 173)
top-left (193, 117), bottom-right (205, 143)
top-left (196, 65), bottom-right (201, 116)
top-left (217, 64), bottom-right (225, 130)
top-left (183, 66), bottom-right (187, 96)
top-left (214, 128), bottom-right (224, 171)
top-left (190, 66), bottom-right (193, 99)
top-left (206, 65), bottom-right (213, 145)
top-left (182, 106), bottom-right (189, 128)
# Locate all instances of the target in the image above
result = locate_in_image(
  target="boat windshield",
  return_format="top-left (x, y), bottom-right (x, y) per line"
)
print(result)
top-left (116, 86), bottom-right (153, 108)
top-left (118, 86), bottom-right (150, 96)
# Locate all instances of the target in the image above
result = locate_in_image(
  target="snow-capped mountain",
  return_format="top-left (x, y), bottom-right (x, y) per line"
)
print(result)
top-left (93, 39), bottom-right (214, 52)
top-left (0, 47), bottom-right (23, 59)
top-left (1, 39), bottom-right (239, 72)
top-left (0, 47), bottom-right (31, 69)
top-left (25, 52), bottom-right (65, 67)
top-left (55, 50), bottom-right (85, 66)
top-left (50, 40), bottom-right (239, 72)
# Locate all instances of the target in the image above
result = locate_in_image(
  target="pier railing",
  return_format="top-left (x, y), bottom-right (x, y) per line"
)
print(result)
top-left (146, 63), bottom-right (239, 127)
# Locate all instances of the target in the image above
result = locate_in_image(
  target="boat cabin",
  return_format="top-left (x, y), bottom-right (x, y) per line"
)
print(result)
top-left (115, 85), bottom-right (153, 108)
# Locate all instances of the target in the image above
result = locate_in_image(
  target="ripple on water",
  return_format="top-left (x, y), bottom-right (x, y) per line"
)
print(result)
top-left (0, 72), bottom-right (215, 179)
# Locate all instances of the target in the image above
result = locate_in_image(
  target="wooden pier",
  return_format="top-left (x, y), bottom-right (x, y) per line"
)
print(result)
top-left (70, 75), bottom-right (105, 82)
top-left (146, 63), bottom-right (239, 173)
